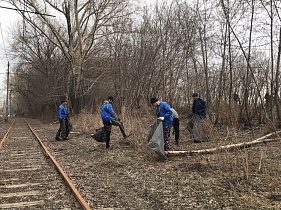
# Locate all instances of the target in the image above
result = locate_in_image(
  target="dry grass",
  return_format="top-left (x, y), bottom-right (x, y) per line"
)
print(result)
top-left (71, 106), bottom-right (153, 150)
top-left (71, 109), bottom-right (103, 134)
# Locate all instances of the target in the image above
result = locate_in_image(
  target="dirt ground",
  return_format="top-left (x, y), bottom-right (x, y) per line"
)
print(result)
top-left (1, 118), bottom-right (281, 209)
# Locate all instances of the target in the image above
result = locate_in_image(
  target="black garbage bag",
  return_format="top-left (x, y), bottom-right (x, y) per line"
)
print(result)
top-left (147, 119), bottom-right (167, 160)
top-left (91, 127), bottom-right (105, 142)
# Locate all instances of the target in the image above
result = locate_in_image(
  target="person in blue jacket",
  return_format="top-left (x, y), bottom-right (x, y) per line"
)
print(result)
top-left (150, 97), bottom-right (173, 151)
top-left (56, 100), bottom-right (69, 140)
top-left (187, 92), bottom-right (207, 142)
top-left (191, 92), bottom-right (207, 118)
top-left (101, 96), bottom-right (128, 149)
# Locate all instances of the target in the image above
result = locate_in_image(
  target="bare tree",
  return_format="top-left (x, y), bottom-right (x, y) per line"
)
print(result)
top-left (8, 0), bottom-right (130, 112)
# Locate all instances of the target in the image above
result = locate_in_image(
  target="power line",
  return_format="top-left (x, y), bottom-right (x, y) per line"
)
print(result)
top-left (0, 5), bottom-right (56, 17)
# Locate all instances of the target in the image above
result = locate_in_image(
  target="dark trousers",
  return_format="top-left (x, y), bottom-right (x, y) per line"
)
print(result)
top-left (173, 118), bottom-right (179, 145)
top-left (56, 119), bottom-right (67, 139)
top-left (168, 118), bottom-right (180, 145)
top-left (103, 120), bottom-right (127, 148)
top-left (163, 124), bottom-right (172, 151)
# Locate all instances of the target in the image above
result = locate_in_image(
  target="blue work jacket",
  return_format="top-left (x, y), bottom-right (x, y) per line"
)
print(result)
top-left (101, 103), bottom-right (117, 122)
top-left (58, 104), bottom-right (68, 120)
top-left (191, 97), bottom-right (207, 118)
top-left (157, 102), bottom-right (173, 126)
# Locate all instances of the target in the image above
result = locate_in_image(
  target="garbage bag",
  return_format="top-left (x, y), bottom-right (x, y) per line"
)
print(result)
top-left (187, 114), bottom-right (203, 140)
top-left (147, 119), bottom-right (167, 160)
top-left (91, 127), bottom-right (105, 142)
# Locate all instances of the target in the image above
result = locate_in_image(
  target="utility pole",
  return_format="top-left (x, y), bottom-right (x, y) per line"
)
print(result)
top-left (5, 62), bottom-right (9, 122)
top-left (9, 89), bottom-right (12, 118)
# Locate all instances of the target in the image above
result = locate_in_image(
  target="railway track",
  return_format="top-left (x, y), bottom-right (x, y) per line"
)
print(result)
top-left (0, 118), bottom-right (91, 209)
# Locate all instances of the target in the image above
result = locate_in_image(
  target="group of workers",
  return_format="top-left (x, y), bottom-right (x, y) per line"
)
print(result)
top-left (150, 92), bottom-right (207, 151)
top-left (55, 92), bottom-right (207, 151)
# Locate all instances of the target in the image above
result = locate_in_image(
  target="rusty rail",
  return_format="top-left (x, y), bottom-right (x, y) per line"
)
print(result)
top-left (24, 120), bottom-right (91, 210)
top-left (0, 119), bottom-right (15, 149)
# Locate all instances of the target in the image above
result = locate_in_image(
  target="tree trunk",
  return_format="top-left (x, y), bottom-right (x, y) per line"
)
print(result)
top-left (275, 27), bottom-right (281, 127)
top-left (215, 23), bottom-right (228, 124)
top-left (228, 3), bottom-right (233, 106)
top-left (270, 0), bottom-right (274, 120)
top-left (198, 26), bottom-right (211, 106)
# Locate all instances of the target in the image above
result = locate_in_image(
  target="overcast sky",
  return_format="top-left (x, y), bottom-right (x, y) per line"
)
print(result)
top-left (0, 1), bottom-right (21, 101)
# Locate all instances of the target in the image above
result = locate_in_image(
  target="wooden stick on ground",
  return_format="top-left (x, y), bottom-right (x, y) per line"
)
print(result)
top-left (166, 131), bottom-right (281, 156)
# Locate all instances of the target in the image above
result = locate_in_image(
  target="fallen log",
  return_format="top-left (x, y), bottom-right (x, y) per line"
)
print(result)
top-left (166, 131), bottom-right (281, 156)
